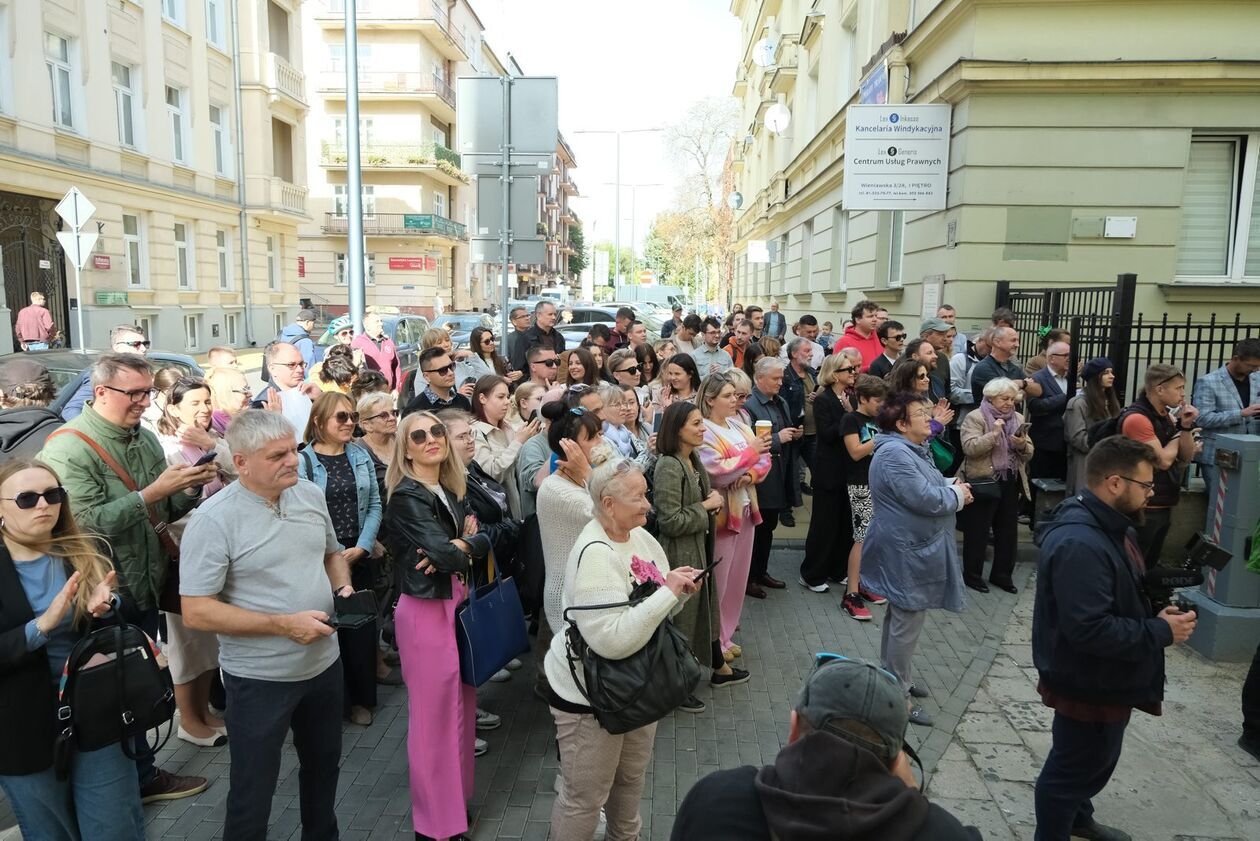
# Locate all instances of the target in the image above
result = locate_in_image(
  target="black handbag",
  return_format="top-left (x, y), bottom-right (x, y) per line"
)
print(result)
top-left (563, 542), bottom-right (702, 735)
top-left (965, 478), bottom-right (1003, 501)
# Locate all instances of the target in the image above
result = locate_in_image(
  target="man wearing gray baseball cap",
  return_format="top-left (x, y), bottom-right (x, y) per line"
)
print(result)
top-left (671, 654), bottom-right (981, 840)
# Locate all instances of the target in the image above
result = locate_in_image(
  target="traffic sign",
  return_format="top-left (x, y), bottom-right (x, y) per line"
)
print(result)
top-left (55, 186), bottom-right (96, 350)
top-left (56, 230), bottom-right (98, 271)
top-left (55, 187), bottom-right (96, 230)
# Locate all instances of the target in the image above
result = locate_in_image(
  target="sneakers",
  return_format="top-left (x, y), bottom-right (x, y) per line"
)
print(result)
top-left (475, 708), bottom-right (502, 730)
top-left (908, 705), bottom-right (934, 727)
top-left (505, 657), bottom-right (523, 671)
top-left (907, 683), bottom-right (929, 699)
top-left (858, 587), bottom-right (887, 605)
top-left (678, 694), bottom-right (706, 713)
top-left (710, 667), bottom-right (751, 688)
top-left (489, 668), bottom-right (512, 683)
top-left (474, 737), bottom-right (488, 757)
top-left (798, 576), bottom-right (829, 593)
top-left (841, 592), bottom-right (873, 621)
top-left (140, 769), bottom-right (209, 804)
top-left (1069, 820), bottom-right (1132, 841)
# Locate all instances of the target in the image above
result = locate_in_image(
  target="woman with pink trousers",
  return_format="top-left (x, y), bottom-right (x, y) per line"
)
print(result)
top-left (697, 373), bottom-right (771, 661)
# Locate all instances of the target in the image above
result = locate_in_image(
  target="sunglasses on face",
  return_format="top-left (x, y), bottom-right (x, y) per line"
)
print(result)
top-left (332, 411), bottom-right (360, 425)
top-left (533, 358), bottom-right (560, 367)
top-left (915, 373), bottom-right (930, 380)
top-left (424, 363), bottom-right (456, 376)
top-left (837, 366), bottom-right (858, 375)
top-left (617, 365), bottom-right (642, 376)
top-left (271, 360), bottom-right (306, 371)
top-left (366, 409), bottom-right (399, 422)
top-left (887, 333), bottom-right (907, 342)
top-left (409, 424), bottom-right (448, 445)
top-left (481, 338), bottom-right (496, 345)
top-left (117, 339), bottom-right (152, 350)
top-left (2, 487), bottom-right (68, 509)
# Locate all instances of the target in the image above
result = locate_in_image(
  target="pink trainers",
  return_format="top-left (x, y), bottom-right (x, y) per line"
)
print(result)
top-left (859, 587), bottom-right (888, 605)
top-left (841, 592), bottom-right (873, 621)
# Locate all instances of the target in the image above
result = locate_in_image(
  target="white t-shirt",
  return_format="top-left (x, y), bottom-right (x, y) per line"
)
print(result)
top-left (279, 387), bottom-right (313, 441)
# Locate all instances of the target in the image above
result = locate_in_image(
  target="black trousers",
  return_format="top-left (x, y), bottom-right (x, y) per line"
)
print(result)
top-left (1134, 506), bottom-right (1173, 567)
top-left (1034, 712), bottom-right (1128, 840)
top-left (1029, 447), bottom-right (1068, 482)
top-left (958, 476), bottom-right (1020, 585)
top-left (223, 661), bottom-right (344, 841)
top-left (750, 509), bottom-right (781, 582)
top-left (1243, 639), bottom-right (1260, 746)
top-left (800, 486), bottom-right (853, 586)
top-left (339, 559), bottom-right (379, 710)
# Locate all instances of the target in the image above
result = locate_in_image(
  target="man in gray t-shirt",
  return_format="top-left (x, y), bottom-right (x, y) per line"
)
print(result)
top-left (181, 410), bottom-right (352, 841)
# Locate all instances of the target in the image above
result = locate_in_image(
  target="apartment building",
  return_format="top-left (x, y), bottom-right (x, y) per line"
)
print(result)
top-left (728, 0), bottom-right (1260, 336)
top-left (298, 0), bottom-right (489, 318)
top-left (518, 132), bottom-right (581, 296)
top-left (0, 0), bottom-right (309, 353)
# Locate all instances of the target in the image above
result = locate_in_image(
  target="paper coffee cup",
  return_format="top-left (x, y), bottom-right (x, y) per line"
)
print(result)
top-left (755, 420), bottom-right (772, 439)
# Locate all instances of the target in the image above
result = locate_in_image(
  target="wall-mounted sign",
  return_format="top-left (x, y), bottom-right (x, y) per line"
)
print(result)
top-left (297, 256), bottom-right (306, 277)
top-left (92, 255), bottom-right (110, 270)
top-left (388, 257), bottom-right (438, 271)
top-left (843, 104), bottom-right (952, 211)
top-left (747, 240), bottom-right (770, 264)
top-left (858, 62), bottom-right (889, 105)
top-left (96, 291), bottom-right (129, 305)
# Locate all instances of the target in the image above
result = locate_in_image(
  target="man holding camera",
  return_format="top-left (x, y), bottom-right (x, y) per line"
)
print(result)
top-left (1032, 436), bottom-right (1197, 841)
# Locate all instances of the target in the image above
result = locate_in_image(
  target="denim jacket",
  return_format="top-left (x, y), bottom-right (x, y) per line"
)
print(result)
top-left (297, 442), bottom-right (382, 553)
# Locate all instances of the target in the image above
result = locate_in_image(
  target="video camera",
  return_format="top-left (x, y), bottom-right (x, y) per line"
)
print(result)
top-left (1142, 532), bottom-right (1232, 615)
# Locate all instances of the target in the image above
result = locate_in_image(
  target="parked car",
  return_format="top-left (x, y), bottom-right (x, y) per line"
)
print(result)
top-left (433, 312), bottom-right (495, 350)
top-left (315, 313), bottom-right (430, 384)
top-left (563, 306), bottom-right (663, 344)
top-left (0, 349), bottom-right (204, 416)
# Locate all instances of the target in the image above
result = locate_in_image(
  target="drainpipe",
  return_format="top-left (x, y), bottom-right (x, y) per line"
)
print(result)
top-left (230, 0), bottom-right (256, 344)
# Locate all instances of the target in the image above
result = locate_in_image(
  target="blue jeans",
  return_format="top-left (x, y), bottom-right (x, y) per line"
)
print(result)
top-left (1034, 712), bottom-right (1128, 840)
top-left (0, 744), bottom-right (144, 841)
top-left (222, 660), bottom-right (343, 841)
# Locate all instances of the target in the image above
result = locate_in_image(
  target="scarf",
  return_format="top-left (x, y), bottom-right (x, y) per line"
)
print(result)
top-left (980, 397), bottom-right (1018, 479)
top-left (603, 421), bottom-right (635, 458)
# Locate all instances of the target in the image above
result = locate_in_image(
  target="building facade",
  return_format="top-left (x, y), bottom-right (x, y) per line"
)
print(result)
top-left (0, 0), bottom-right (309, 353)
top-left (728, 0), bottom-right (1260, 338)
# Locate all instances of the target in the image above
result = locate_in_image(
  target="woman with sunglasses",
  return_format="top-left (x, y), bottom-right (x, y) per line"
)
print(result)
top-left (725, 368), bottom-right (755, 425)
top-left (205, 366), bottom-right (253, 435)
top-left (618, 383), bottom-right (656, 474)
top-left (460, 327), bottom-right (519, 385)
top-left (0, 458), bottom-right (144, 840)
top-left (889, 359), bottom-right (955, 429)
top-left (298, 392), bottom-right (384, 727)
top-left (471, 375), bottom-right (541, 520)
top-left (561, 348), bottom-right (601, 388)
top-left (155, 377), bottom-right (235, 747)
top-left (357, 392), bottom-right (398, 495)
top-left (383, 412), bottom-right (487, 841)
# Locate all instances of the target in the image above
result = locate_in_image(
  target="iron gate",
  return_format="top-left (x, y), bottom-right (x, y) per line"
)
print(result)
top-left (2, 234), bottom-right (70, 351)
top-left (994, 274), bottom-right (1137, 362)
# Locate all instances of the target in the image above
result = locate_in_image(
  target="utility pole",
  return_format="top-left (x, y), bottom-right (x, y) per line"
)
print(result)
top-left (344, 0), bottom-right (365, 334)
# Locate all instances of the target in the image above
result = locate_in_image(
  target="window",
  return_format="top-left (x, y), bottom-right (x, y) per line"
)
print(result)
top-left (267, 1), bottom-right (290, 61)
top-left (216, 229), bottom-right (232, 290)
top-left (333, 185), bottom-right (375, 217)
top-left (184, 314), bottom-right (200, 351)
top-left (331, 116), bottom-right (373, 146)
top-left (45, 33), bottom-right (75, 129)
top-left (210, 104), bottom-right (231, 177)
top-left (224, 312), bottom-right (238, 345)
top-left (122, 214), bottom-right (146, 288)
top-left (266, 235), bottom-right (279, 290)
top-left (433, 192), bottom-right (446, 219)
top-left (829, 207), bottom-right (849, 291)
top-left (112, 62), bottom-right (138, 149)
top-left (163, 0), bottom-right (186, 27)
top-left (174, 221), bottom-right (194, 289)
top-left (135, 316), bottom-right (154, 340)
top-left (271, 118), bottom-right (294, 181)
top-left (273, 312), bottom-right (285, 336)
top-left (886, 211), bottom-right (904, 288)
top-left (334, 252), bottom-right (377, 286)
top-left (1175, 135), bottom-right (1260, 281)
top-left (206, 0), bottom-right (226, 49)
top-left (166, 85), bottom-right (189, 165)
top-left (798, 220), bottom-right (813, 293)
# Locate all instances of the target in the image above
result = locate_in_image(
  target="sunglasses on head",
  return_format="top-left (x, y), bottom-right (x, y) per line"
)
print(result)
top-left (332, 411), bottom-right (360, 425)
top-left (424, 363), bottom-right (456, 376)
top-left (409, 424), bottom-right (447, 445)
top-left (2, 487), bottom-right (68, 509)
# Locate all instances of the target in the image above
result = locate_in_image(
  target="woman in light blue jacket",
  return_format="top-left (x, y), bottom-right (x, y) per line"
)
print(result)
top-left (862, 391), bottom-right (974, 727)
top-left (300, 392), bottom-right (384, 726)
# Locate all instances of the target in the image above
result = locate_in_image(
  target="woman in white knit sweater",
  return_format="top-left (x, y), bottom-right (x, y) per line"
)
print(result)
top-left (470, 375), bottom-right (541, 520)
top-left (543, 454), bottom-right (702, 841)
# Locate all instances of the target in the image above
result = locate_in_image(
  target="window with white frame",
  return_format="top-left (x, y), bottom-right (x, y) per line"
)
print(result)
top-left (224, 312), bottom-right (238, 345)
top-left (327, 43), bottom-right (371, 73)
top-left (122, 214), bottom-right (146, 288)
top-left (112, 62), bottom-right (139, 149)
top-left (166, 85), bottom-right (190, 165)
top-left (45, 33), bottom-right (75, 129)
top-left (829, 206), bottom-right (848, 291)
top-left (206, 0), bottom-right (226, 49)
top-left (209, 104), bottom-right (231, 178)
top-left (1175, 134), bottom-right (1260, 282)
top-left (266, 235), bottom-right (279, 290)
top-left (886, 211), bottom-right (904, 288)
top-left (216, 229), bottom-right (232, 290)
top-left (333, 185), bottom-right (375, 217)
top-left (433, 191), bottom-right (446, 219)
top-left (163, 0), bottom-right (186, 27)
top-left (174, 221), bottom-right (194, 289)
top-left (184, 314), bottom-right (200, 351)
top-left (135, 316), bottom-right (154, 340)
top-left (331, 116), bottom-right (373, 147)
top-left (273, 312), bottom-right (285, 336)
top-left (334, 252), bottom-right (376, 286)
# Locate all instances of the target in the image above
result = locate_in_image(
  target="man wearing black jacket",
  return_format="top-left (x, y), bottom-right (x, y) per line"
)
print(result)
top-left (1032, 436), bottom-right (1197, 841)
top-left (509, 300), bottom-right (566, 372)
top-left (672, 656), bottom-right (980, 841)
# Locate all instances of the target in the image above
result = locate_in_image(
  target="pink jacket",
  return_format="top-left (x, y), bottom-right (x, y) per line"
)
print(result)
top-left (698, 418), bottom-right (771, 533)
top-left (834, 324), bottom-right (884, 372)
top-left (352, 333), bottom-right (401, 390)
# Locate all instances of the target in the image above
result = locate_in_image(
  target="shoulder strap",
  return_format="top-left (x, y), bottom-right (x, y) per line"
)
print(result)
top-left (300, 446), bottom-right (316, 478)
top-left (562, 541), bottom-right (648, 618)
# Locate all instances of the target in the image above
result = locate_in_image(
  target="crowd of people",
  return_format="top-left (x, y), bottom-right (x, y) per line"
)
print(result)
top-left (0, 296), bottom-right (1256, 841)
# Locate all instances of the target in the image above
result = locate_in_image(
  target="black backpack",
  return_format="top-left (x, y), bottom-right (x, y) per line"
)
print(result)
top-left (1086, 404), bottom-right (1150, 449)
top-left (515, 513), bottom-right (546, 618)
top-left (0, 407), bottom-right (63, 458)
top-left (53, 614), bottom-right (175, 780)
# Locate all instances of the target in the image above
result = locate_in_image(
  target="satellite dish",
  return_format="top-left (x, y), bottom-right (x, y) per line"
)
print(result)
top-left (765, 103), bottom-right (791, 135)
top-left (752, 37), bottom-right (777, 68)
top-left (727, 191), bottom-right (744, 210)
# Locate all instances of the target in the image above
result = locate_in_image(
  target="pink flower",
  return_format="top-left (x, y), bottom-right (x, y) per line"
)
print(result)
top-left (630, 555), bottom-right (666, 586)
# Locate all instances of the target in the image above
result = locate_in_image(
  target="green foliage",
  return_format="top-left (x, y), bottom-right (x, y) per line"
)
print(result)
top-left (568, 224), bottom-right (588, 276)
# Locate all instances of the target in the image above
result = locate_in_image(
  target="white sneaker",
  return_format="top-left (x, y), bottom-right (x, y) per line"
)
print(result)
top-left (505, 657), bottom-right (523, 670)
top-left (489, 668), bottom-right (512, 683)
top-left (474, 737), bottom-right (488, 756)
top-left (552, 774), bottom-right (564, 796)
top-left (798, 576), bottom-right (829, 593)
top-left (475, 708), bottom-right (501, 731)
top-left (594, 809), bottom-right (607, 840)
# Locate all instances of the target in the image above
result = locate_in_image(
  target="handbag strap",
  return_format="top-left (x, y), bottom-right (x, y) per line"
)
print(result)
top-left (48, 429), bottom-right (180, 559)
top-left (561, 542), bottom-right (650, 622)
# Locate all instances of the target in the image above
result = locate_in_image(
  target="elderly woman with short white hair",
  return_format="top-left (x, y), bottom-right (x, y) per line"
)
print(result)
top-left (543, 453), bottom-right (702, 841)
top-left (958, 377), bottom-right (1034, 595)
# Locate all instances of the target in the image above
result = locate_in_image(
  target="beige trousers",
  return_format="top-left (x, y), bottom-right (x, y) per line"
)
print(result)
top-left (549, 707), bottom-right (656, 841)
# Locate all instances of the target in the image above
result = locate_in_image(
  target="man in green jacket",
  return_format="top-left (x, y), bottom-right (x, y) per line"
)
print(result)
top-left (38, 352), bottom-right (217, 803)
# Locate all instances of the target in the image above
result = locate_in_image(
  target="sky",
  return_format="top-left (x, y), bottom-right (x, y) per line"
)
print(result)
top-left (476, 0), bottom-right (741, 255)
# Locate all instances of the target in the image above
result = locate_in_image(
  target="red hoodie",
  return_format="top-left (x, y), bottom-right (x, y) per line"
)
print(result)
top-left (835, 325), bottom-right (884, 372)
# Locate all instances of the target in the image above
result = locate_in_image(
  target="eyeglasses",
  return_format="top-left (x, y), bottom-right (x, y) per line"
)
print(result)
top-left (336, 330), bottom-right (353, 338)
top-left (735, 392), bottom-right (749, 400)
top-left (332, 411), bottom-right (360, 425)
top-left (1, 487), bottom-right (68, 509)
top-left (910, 409), bottom-right (933, 420)
top-left (617, 365), bottom-right (642, 376)
top-left (1115, 475), bottom-right (1156, 492)
top-left (887, 333), bottom-right (907, 342)
top-left (532, 358), bottom-right (560, 367)
top-left (270, 360), bottom-right (306, 371)
top-left (116, 339), bottom-right (151, 351)
top-left (101, 384), bottom-right (158, 403)
top-left (232, 387), bottom-right (253, 396)
top-left (409, 424), bottom-right (448, 445)
top-left (915, 372), bottom-right (930, 380)
top-left (511, 313), bottom-right (530, 321)
top-left (365, 409), bottom-right (399, 422)
top-left (424, 363), bottom-right (456, 376)
top-left (449, 429), bottom-right (474, 443)
top-left (837, 366), bottom-right (858, 375)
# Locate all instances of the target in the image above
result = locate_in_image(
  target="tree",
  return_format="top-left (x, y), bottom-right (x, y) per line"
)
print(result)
top-left (567, 223), bottom-right (588, 277)
top-left (592, 241), bottom-right (635, 286)
top-left (664, 97), bottom-right (740, 211)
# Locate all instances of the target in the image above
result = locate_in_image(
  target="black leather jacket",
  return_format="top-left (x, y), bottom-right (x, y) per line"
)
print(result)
top-left (382, 477), bottom-right (488, 600)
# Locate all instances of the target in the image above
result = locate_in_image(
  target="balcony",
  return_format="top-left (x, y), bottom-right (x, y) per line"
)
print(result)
top-left (315, 0), bottom-right (468, 60)
top-left (318, 70), bottom-right (455, 121)
top-left (249, 176), bottom-right (309, 218)
top-left (321, 212), bottom-right (467, 241)
top-left (320, 141), bottom-right (469, 185)
top-left (768, 42), bottom-right (798, 95)
top-left (267, 54), bottom-right (307, 110)
top-left (544, 192), bottom-right (559, 210)
top-left (562, 176), bottom-right (578, 196)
